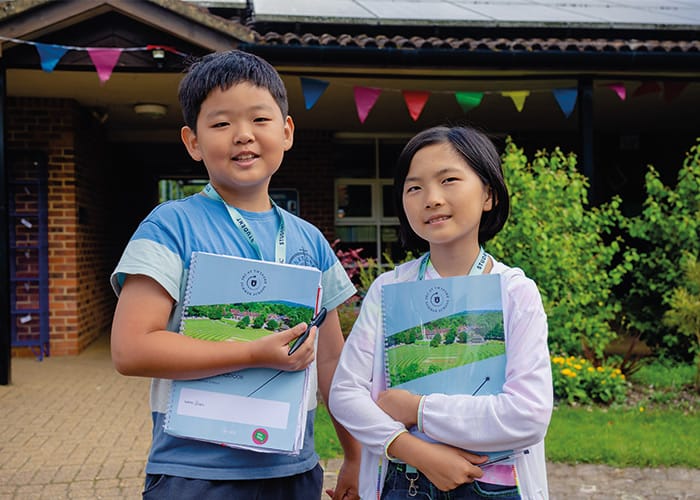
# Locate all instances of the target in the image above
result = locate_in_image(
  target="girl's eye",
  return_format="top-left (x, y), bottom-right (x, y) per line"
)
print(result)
top-left (405, 185), bottom-right (420, 193)
top-left (442, 177), bottom-right (459, 184)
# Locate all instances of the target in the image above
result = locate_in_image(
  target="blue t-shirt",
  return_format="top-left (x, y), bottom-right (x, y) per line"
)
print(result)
top-left (111, 193), bottom-right (356, 480)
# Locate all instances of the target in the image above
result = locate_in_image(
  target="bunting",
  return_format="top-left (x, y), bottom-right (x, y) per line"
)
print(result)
top-left (606, 82), bottom-right (627, 101)
top-left (455, 91), bottom-right (484, 113)
top-left (402, 90), bottom-right (430, 121)
top-left (353, 86), bottom-right (382, 124)
top-left (0, 35), bottom-right (187, 84)
top-left (1, 36), bottom-right (691, 123)
top-left (501, 91), bottom-right (530, 112)
top-left (300, 77), bottom-right (329, 109)
top-left (552, 88), bottom-right (578, 118)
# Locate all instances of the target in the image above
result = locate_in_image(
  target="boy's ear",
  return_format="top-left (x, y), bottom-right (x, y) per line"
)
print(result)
top-left (283, 115), bottom-right (295, 152)
top-left (181, 126), bottom-right (202, 162)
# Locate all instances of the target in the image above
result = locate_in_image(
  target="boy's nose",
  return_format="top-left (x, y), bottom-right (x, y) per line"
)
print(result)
top-left (234, 128), bottom-right (253, 144)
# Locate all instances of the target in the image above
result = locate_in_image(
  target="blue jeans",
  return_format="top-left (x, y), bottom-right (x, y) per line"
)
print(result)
top-left (143, 463), bottom-right (323, 499)
top-left (382, 462), bottom-right (521, 500)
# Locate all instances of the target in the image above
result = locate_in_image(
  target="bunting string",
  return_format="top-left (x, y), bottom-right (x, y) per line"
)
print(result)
top-left (0, 35), bottom-right (188, 84)
top-left (0, 35), bottom-right (690, 120)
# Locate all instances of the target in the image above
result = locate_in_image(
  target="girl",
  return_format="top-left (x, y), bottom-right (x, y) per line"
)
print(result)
top-left (329, 125), bottom-right (552, 500)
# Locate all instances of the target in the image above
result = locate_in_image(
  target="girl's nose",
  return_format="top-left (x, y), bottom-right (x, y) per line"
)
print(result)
top-left (424, 189), bottom-right (444, 208)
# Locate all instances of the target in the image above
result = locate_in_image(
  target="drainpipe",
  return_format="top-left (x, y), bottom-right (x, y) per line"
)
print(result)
top-left (0, 51), bottom-right (10, 385)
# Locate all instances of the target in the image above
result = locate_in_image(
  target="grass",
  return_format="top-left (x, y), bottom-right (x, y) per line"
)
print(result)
top-left (315, 360), bottom-right (699, 467)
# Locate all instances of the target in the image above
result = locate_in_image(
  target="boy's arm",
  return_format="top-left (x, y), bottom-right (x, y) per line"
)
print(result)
top-left (315, 307), bottom-right (361, 500)
top-left (111, 274), bottom-right (314, 379)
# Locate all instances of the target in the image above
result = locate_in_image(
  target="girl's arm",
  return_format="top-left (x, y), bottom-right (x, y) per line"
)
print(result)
top-left (418, 273), bottom-right (553, 452)
top-left (328, 276), bottom-right (407, 457)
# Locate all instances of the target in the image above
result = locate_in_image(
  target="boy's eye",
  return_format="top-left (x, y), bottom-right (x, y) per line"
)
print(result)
top-left (212, 122), bottom-right (229, 128)
top-left (253, 116), bottom-right (271, 123)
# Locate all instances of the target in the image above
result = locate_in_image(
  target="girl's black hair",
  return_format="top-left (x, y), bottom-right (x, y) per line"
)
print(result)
top-left (393, 125), bottom-right (510, 253)
top-left (178, 50), bottom-right (288, 132)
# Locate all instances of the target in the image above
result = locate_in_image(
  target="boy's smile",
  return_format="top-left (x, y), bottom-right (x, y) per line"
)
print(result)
top-left (181, 82), bottom-right (294, 211)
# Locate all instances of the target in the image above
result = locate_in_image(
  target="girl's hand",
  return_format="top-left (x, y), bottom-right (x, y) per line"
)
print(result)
top-left (376, 389), bottom-right (422, 428)
top-left (250, 323), bottom-right (316, 371)
top-left (415, 442), bottom-right (486, 492)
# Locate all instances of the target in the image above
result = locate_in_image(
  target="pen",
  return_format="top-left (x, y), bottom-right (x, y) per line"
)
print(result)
top-left (288, 307), bottom-right (327, 355)
top-left (481, 449), bottom-right (530, 467)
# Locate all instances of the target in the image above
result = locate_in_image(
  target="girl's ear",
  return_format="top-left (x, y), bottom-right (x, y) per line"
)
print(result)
top-left (181, 126), bottom-right (202, 162)
top-left (483, 187), bottom-right (495, 212)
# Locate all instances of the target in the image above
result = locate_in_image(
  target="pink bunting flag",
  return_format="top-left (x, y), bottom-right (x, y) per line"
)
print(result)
top-left (663, 81), bottom-right (688, 103)
top-left (402, 90), bottom-right (430, 121)
top-left (353, 86), bottom-right (382, 124)
top-left (632, 81), bottom-right (661, 98)
top-left (87, 48), bottom-right (123, 84)
top-left (606, 82), bottom-right (627, 101)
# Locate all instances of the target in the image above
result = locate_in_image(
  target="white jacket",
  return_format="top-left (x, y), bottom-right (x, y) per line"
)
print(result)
top-left (329, 257), bottom-right (553, 499)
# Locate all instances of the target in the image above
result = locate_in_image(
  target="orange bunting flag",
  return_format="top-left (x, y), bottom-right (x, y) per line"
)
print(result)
top-left (402, 90), bottom-right (430, 121)
top-left (455, 92), bottom-right (484, 113)
top-left (501, 91), bottom-right (530, 112)
top-left (353, 86), bottom-right (382, 124)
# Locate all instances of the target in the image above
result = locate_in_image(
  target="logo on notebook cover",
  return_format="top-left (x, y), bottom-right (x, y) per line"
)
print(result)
top-left (241, 269), bottom-right (268, 296)
top-left (425, 285), bottom-right (450, 313)
top-left (252, 428), bottom-right (269, 445)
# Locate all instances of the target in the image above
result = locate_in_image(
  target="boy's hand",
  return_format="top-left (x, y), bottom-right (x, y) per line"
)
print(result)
top-left (324, 457), bottom-right (360, 499)
top-left (251, 323), bottom-right (317, 371)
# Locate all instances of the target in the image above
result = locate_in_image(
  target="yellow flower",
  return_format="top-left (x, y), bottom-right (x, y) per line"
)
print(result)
top-left (639, 406), bottom-right (645, 412)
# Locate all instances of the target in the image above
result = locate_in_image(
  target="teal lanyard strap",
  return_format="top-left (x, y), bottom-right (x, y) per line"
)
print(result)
top-left (202, 183), bottom-right (286, 263)
top-left (417, 246), bottom-right (488, 280)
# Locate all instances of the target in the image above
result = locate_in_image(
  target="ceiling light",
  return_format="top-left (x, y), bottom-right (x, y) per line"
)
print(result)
top-left (133, 103), bottom-right (168, 119)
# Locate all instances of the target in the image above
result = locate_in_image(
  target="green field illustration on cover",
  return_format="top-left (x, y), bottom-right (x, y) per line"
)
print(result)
top-left (182, 302), bottom-right (313, 342)
top-left (386, 309), bottom-right (505, 389)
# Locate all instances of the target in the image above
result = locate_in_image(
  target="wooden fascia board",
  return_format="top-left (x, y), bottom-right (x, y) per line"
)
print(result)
top-left (0, 0), bottom-right (253, 52)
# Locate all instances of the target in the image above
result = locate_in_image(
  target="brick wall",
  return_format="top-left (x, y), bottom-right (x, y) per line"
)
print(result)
top-left (7, 97), bottom-right (115, 356)
top-left (273, 129), bottom-right (336, 238)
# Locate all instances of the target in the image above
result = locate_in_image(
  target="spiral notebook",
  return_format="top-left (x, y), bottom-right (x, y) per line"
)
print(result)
top-left (164, 251), bottom-right (322, 455)
top-left (382, 273), bottom-right (520, 485)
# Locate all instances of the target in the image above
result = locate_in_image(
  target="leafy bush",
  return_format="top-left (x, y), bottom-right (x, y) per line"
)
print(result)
top-left (624, 138), bottom-right (700, 358)
top-left (551, 355), bottom-right (628, 405)
top-left (663, 255), bottom-right (700, 390)
top-left (489, 139), bottom-right (633, 359)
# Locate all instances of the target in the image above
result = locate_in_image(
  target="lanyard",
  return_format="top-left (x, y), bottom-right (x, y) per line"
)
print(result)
top-left (202, 183), bottom-right (286, 263)
top-left (417, 246), bottom-right (488, 281)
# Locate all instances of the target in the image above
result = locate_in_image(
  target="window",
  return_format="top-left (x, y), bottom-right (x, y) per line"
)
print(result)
top-left (332, 135), bottom-right (410, 266)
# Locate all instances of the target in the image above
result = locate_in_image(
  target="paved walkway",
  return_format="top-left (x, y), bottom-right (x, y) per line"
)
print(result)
top-left (1, 335), bottom-right (699, 499)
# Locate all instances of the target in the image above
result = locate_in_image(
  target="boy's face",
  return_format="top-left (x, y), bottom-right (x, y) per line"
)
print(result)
top-left (181, 82), bottom-right (294, 210)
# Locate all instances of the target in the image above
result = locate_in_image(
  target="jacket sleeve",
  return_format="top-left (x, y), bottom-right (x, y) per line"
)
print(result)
top-left (329, 272), bottom-right (407, 458)
top-left (419, 269), bottom-right (553, 452)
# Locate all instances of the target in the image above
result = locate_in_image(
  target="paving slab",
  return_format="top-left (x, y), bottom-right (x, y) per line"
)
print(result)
top-left (1, 336), bottom-right (698, 499)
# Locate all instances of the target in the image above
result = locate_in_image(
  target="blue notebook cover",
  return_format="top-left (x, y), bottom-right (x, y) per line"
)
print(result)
top-left (382, 273), bottom-right (518, 469)
top-left (164, 251), bottom-right (322, 455)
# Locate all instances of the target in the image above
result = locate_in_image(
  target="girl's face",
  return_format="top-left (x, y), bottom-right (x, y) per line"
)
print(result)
top-left (402, 142), bottom-right (492, 253)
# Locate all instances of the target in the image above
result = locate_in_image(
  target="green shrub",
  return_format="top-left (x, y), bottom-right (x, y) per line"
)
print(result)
top-left (625, 138), bottom-right (700, 358)
top-left (551, 355), bottom-right (628, 405)
top-left (663, 255), bottom-right (700, 390)
top-left (489, 139), bottom-right (633, 359)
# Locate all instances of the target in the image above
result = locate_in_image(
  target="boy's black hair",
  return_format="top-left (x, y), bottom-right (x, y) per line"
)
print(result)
top-left (178, 50), bottom-right (289, 131)
top-left (393, 125), bottom-right (510, 253)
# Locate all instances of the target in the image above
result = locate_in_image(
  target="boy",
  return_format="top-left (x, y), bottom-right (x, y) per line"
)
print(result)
top-left (110, 50), bottom-right (360, 500)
